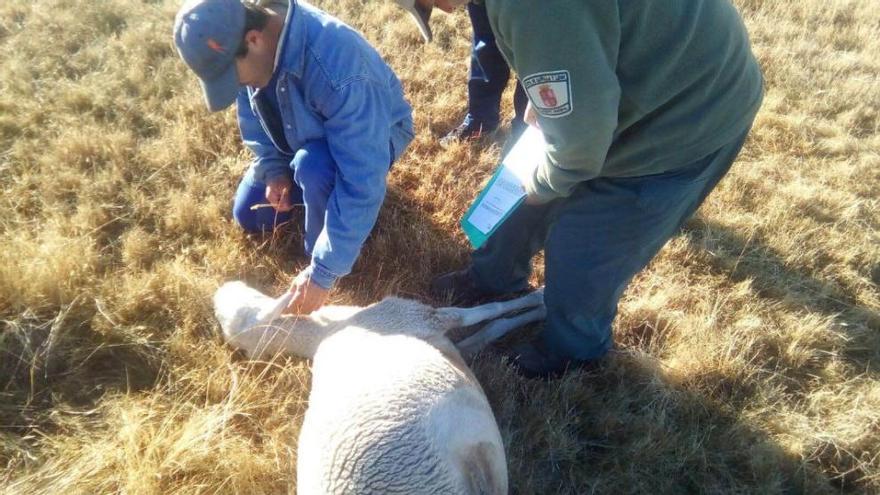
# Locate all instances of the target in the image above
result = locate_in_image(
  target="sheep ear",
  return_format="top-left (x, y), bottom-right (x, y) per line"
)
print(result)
top-left (255, 292), bottom-right (294, 326)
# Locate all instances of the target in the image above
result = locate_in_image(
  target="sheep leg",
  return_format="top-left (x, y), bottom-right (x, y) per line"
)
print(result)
top-left (435, 288), bottom-right (544, 328)
top-left (456, 306), bottom-right (547, 360)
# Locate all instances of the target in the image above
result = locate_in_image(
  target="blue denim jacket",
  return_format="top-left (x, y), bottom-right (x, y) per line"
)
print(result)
top-left (236, 1), bottom-right (414, 289)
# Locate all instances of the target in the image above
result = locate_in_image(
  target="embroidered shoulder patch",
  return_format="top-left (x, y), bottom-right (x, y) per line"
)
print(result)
top-left (522, 70), bottom-right (573, 118)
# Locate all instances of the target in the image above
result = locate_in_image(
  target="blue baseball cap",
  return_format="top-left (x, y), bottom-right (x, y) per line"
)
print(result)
top-left (173, 0), bottom-right (246, 112)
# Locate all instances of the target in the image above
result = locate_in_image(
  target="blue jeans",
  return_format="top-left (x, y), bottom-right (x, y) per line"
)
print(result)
top-left (470, 129), bottom-right (752, 361)
top-left (232, 140), bottom-right (335, 256)
top-left (233, 136), bottom-right (405, 257)
top-left (466, 2), bottom-right (527, 131)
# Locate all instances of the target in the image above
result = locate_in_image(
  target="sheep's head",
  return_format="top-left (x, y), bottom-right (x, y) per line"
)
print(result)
top-left (213, 281), bottom-right (292, 343)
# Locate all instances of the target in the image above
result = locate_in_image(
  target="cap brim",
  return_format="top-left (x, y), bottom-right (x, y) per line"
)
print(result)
top-left (200, 62), bottom-right (240, 112)
top-left (407, 3), bottom-right (433, 43)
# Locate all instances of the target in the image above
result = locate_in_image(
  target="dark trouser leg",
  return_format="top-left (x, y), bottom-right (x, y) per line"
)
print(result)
top-left (541, 131), bottom-right (751, 361)
top-left (466, 2), bottom-right (510, 129)
top-left (470, 200), bottom-right (555, 295)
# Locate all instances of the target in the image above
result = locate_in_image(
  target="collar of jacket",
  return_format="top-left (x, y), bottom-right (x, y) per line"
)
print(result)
top-left (274, 0), bottom-right (306, 79)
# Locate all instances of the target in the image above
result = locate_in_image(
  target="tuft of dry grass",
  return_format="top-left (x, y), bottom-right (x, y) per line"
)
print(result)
top-left (1, 0), bottom-right (878, 493)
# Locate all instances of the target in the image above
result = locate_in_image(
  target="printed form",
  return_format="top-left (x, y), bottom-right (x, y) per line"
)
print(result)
top-left (466, 126), bottom-right (545, 234)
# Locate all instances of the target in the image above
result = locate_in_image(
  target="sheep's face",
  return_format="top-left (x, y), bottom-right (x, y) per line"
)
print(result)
top-left (213, 281), bottom-right (291, 340)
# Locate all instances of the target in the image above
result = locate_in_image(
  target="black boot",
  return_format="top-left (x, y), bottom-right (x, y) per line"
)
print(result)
top-left (496, 339), bottom-right (595, 380)
top-left (429, 268), bottom-right (492, 306)
top-left (430, 267), bottom-right (532, 306)
top-left (439, 117), bottom-right (498, 148)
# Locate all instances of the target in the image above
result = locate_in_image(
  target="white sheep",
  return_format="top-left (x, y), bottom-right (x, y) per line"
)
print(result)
top-left (213, 281), bottom-right (545, 495)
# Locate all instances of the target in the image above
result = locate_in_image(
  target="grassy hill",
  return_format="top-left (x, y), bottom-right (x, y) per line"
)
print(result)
top-left (1, 0), bottom-right (878, 493)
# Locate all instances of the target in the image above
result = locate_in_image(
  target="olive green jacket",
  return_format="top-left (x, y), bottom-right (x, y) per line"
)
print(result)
top-left (483, 0), bottom-right (764, 201)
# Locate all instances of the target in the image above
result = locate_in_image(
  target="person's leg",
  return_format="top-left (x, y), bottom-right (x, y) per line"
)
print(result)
top-left (470, 201), bottom-right (554, 294)
top-left (466, 2), bottom-right (510, 130)
top-left (538, 130), bottom-right (751, 366)
top-left (431, 197), bottom-right (555, 304)
top-left (291, 140), bottom-right (337, 256)
top-left (440, 2), bottom-right (511, 147)
top-left (232, 164), bottom-right (300, 233)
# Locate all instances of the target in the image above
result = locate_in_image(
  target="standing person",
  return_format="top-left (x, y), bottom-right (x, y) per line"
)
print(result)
top-left (174, 0), bottom-right (414, 314)
top-left (393, 0), bottom-right (764, 379)
top-left (437, 2), bottom-right (527, 147)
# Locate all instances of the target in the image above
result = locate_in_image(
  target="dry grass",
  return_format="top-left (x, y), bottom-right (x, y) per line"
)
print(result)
top-left (1, 0), bottom-right (878, 493)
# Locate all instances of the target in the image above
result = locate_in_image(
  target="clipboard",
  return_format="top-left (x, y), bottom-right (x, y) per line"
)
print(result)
top-left (461, 126), bottom-right (545, 249)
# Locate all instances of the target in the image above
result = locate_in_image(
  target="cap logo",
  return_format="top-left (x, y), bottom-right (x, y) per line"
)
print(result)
top-left (206, 38), bottom-right (226, 54)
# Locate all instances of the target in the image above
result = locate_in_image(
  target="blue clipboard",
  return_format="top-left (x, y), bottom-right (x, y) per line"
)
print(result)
top-left (459, 126), bottom-right (545, 249)
top-left (460, 167), bottom-right (526, 249)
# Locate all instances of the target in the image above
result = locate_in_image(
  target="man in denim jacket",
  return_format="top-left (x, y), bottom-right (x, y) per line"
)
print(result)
top-left (174, 0), bottom-right (414, 313)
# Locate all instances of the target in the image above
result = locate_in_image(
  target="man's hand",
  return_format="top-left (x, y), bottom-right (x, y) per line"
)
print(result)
top-left (265, 175), bottom-right (294, 212)
top-left (284, 270), bottom-right (330, 315)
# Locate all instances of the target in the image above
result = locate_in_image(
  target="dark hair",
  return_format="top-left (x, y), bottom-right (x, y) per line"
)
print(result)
top-left (235, 3), bottom-right (271, 58)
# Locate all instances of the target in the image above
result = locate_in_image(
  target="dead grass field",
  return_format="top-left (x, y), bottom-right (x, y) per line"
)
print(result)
top-left (1, 0), bottom-right (878, 493)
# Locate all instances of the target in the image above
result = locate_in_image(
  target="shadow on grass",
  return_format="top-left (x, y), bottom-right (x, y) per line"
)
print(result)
top-left (1, 306), bottom-right (163, 448)
top-left (346, 186), bottom-right (474, 304)
top-left (242, 182), bottom-right (474, 307)
top-left (472, 349), bottom-right (853, 494)
top-left (680, 216), bottom-right (879, 377)
top-left (445, 208), bottom-right (878, 493)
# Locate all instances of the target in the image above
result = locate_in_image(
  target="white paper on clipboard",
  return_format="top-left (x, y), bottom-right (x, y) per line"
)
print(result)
top-left (465, 126), bottom-right (545, 234)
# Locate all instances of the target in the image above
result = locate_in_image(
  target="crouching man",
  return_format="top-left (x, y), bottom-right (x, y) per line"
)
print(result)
top-left (174, 0), bottom-right (414, 314)
top-left (394, 0), bottom-right (763, 379)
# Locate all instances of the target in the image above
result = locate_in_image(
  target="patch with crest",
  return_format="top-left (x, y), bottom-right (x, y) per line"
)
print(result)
top-left (522, 70), bottom-right (573, 118)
